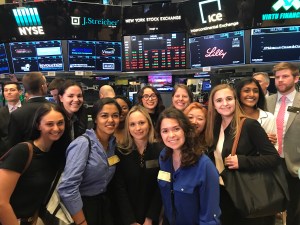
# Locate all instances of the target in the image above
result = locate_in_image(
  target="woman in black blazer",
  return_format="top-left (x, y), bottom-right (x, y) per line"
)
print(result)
top-left (205, 84), bottom-right (280, 225)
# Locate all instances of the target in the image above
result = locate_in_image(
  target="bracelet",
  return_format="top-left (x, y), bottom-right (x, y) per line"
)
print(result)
top-left (77, 219), bottom-right (86, 225)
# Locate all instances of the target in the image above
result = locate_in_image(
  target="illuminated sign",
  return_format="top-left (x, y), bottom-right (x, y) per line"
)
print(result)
top-left (71, 16), bottom-right (119, 28)
top-left (262, 0), bottom-right (300, 21)
top-left (12, 8), bottom-right (45, 36)
top-left (189, 0), bottom-right (239, 34)
top-left (272, 0), bottom-right (300, 11)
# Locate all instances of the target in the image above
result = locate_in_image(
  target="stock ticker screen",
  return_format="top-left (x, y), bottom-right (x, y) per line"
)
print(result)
top-left (251, 26), bottom-right (300, 63)
top-left (9, 40), bottom-right (64, 73)
top-left (123, 33), bottom-right (186, 71)
top-left (68, 40), bottom-right (122, 71)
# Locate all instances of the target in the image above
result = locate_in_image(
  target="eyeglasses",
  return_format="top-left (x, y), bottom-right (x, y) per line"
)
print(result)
top-left (142, 94), bottom-right (157, 100)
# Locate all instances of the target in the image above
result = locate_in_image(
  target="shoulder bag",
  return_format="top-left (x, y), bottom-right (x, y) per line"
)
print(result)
top-left (46, 135), bottom-right (91, 224)
top-left (220, 118), bottom-right (290, 218)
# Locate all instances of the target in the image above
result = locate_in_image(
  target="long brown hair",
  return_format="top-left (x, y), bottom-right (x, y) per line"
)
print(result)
top-left (205, 84), bottom-right (246, 147)
top-left (156, 107), bottom-right (204, 167)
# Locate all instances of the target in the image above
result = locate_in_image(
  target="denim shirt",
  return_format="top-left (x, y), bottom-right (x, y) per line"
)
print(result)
top-left (58, 129), bottom-right (116, 215)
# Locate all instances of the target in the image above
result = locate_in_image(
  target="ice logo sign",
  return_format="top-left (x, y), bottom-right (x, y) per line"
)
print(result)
top-left (12, 7), bottom-right (45, 35)
top-left (198, 0), bottom-right (222, 24)
top-left (272, 0), bottom-right (300, 11)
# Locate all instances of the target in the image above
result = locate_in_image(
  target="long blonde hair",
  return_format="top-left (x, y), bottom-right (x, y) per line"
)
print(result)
top-left (118, 105), bottom-right (155, 153)
top-left (205, 84), bottom-right (246, 147)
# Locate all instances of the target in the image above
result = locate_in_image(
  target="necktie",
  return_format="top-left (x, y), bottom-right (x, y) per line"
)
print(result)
top-left (276, 95), bottom-right (286, 156)
top-left (10, 105), bottom-right (17, 113)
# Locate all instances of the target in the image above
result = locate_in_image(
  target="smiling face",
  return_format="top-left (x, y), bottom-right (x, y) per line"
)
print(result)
top-left (95, 104), bottom-right (120, 140)
top-left (141, 88), bottom-right (158, 113)
top-left (128, 111), bottom-right (150, 142)
top-left (239, 82), bottom-right (259, 109)
top-left (172, 87), bottom-right (191, 111)
top-left (187, 108), bottom-right (206, 135)
top-left (59, 85), bottom-right (83, 116)
top-left (38, 109), bottom-right (65, 143)
top-left (116, 98), bottom-right (129, 122)
top-left (213, 88), bottom-right (235, 119)
top-left (160, 118), bottom-right (185, 151)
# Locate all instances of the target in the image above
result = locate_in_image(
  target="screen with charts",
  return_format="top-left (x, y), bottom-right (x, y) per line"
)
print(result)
top-left (251, 26), bottom-right (300, 63)
top-left (189, 30), bottom-right (245, 68)
top-left (123, 33), bottom-right (186, 71)
top-left (0, 43), bottom-right (10, 74)
top-left (68, 40), bottom-right (122, 72)
top-left (9, 40), bottom-right (64, 73)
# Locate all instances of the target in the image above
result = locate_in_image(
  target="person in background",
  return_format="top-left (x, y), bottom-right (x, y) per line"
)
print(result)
top-left (58, 98), bottom-right (121, 225)
top-left (156, 107), bottom-right (220, 225)
top-left (113, 105), bottom-right (162, 225)
top-left (137, 85), bottom-right (165, 127)
top-left (99, 85), bottom-right (115, 99)
top-left (0, 103), bottom-right (68, 225)
top-left (0, 81), bottom-right (23, 156)
top-left (205, 84), bottom-right (280, 225)
top-left (171, 84), bottom-right (193, 111)
top-left (183, 102), bottom-right (207, 146)
top-left (235, 77), bottom-right (277, 147)
top-left (48, 78), bottom-right (65, 103)
top-left (266, 62), bottom-right (300, 225)
top-left (58, 80), bottom-right (87, 140)
top-left (114, 95), bottom-right (132, 144)
top-left (252, 72), bottom-right (271, 97)
top-left (7, 72), bottom-right (48, 149)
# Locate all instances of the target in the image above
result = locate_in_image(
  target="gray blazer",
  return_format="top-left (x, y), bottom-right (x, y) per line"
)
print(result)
top-left (266, 92), bottom-right (300, 177)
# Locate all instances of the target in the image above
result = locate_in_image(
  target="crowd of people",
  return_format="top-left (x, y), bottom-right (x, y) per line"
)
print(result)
top-left (0, 61), bottom-right (299, 225)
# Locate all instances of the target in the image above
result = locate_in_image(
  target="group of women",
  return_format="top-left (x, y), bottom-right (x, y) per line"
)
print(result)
top-left (0, 77), bottom-right (280, 225)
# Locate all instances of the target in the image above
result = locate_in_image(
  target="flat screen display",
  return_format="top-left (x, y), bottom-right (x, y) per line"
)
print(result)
top-left (148, 74), bottom-right (173, 92)
top-left (0, 43), bottom-right (10, 74)
top-left (68, 40), bottom-right (122, 71)
top-left (189, 30), bottom-right (245, 68)
top-left (251, 26), bottom-right (300, 63)
top-left (123, 33), bottom-right (186, 71)
top-left (9, 40), bottom-right (64, 73)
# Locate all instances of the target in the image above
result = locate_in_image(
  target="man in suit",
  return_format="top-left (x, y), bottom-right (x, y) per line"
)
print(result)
top-left (266, 62), bottom-right (300, 225)
top-left (7, 72), bottom-right (48, 149)
top-left (99, 85), bottom-right (115, 98)
top-left (253, 72), bottom-right (272, 97)
top-left (0, 81), bottom-right (23, 156)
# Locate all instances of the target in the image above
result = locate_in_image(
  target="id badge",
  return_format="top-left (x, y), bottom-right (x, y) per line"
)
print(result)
top-left (108, 155), bottom-right (120, 166)
top-left (145, 159), bottom-right (159, 169)
top-left (157, 170), bottom-right (171, 182)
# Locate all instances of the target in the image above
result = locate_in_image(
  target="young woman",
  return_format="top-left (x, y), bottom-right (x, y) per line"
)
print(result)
top-left (114, 95), bottom-right (132, 144)
top-left (171, 84), bottom-right (193, 111)
top-left (183, 102), bottom-right (207, 146)
top-left (113, 105), bottom-right (163, 225)
top-left (0, 103), bottom-right (68, 225)
top-left (156, 107), bottom-right (221, 225)
top-left (205, 84), bottom-right (280, 225)
top-left (58, 80), bottom-right (88, 140)
top-left (58, 98), bottom-right (121, 225)
top-left (137, 85), bottom-right (165, 127)
top-left (235, 77), bottom-right (277, 147)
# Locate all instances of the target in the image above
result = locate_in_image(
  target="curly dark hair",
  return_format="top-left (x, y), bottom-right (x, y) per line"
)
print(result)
top-left (155, 107), bottom-right (204, 167)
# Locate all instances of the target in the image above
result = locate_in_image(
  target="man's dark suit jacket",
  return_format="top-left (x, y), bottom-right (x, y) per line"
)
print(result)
top-left (0, 106), bottom-right (10, 156)
top-left (7, 97), bottom-right (48, 149)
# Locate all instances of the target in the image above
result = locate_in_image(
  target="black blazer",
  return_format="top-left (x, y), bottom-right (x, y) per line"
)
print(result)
top-left (0, 106), bottom-right (10, 156)
top-left (7, 97), bottom-right (49, 149)
top-left (208, 118), bottom-right (280, 171)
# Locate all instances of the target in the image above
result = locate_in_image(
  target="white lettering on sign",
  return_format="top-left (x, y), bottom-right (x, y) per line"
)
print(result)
top-left (205, 47), bottom-right (227, 59)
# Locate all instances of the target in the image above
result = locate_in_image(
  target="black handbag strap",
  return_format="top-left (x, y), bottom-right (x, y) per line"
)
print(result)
top-left (170, 168), bottom-right (176, 225)
top-left (231, 118), bottom-right (246, 156)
